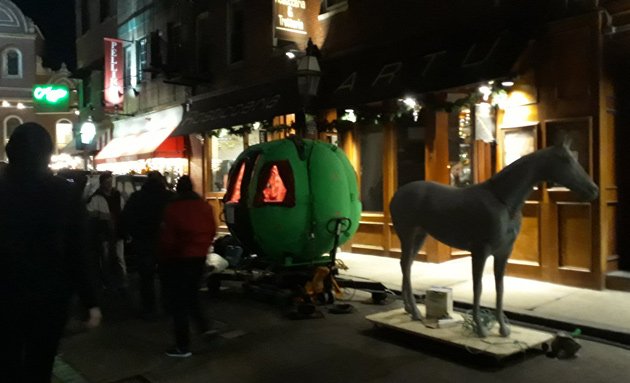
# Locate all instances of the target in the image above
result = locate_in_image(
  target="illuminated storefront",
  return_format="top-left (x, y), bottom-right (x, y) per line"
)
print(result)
top-left (95, 105), bottom-right (188, 177)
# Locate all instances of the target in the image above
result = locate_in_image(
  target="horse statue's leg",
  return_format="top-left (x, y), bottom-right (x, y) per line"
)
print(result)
top-left (471, 249), bottom-right (490, 337)
top-left (399, 227), bottom-right (427, 321)
top-left (493, 252), bottom-right (511, 337)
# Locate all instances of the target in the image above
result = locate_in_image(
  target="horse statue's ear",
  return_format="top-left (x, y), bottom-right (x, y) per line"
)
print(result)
top-left (553, 131), bottom-right (572, 149)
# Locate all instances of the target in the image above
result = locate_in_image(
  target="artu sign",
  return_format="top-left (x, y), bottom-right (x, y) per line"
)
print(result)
top-left (274, 0), bottom-right (307, 41)
top-left (104, 37), bottom-right (124, 113)
top-left (32, 84), bottom-right (69, 112)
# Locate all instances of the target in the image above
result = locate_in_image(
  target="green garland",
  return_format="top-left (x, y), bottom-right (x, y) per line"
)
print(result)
top-left (207, 89), bottom-right (504, 139)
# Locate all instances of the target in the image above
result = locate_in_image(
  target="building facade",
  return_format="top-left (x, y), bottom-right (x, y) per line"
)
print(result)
top-left (74, 0), bottom-right (118, 166)
top-left (80, 0), bottom-right (630, 290)
top-left (0, 0), bottom-right (80, 165)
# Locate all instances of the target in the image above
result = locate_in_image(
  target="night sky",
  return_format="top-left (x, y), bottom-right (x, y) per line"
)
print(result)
top-left (13, 0), bottom-right (76, 71)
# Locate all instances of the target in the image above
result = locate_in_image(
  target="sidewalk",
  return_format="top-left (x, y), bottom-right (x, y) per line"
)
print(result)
top-left (336, 252), bottom-right (630, 344)
top-left (51, 252), bottom-right (630, 383)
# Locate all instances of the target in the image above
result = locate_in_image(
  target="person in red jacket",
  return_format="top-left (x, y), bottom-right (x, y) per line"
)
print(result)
top-left (159, 175), bottom-right (216, 357)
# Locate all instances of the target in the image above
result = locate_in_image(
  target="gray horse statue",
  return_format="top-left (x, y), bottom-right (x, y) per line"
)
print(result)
top-left (390, 138), bottom-right (598, 337)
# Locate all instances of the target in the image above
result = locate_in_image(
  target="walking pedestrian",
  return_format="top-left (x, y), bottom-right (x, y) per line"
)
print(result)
top-left (87, 171), bottom-right (127, 291)
top-left (121, 171), bottom-right (173, 320)
top-left (0, 122), bottom-right (101, 382)
top-left (159, 176), bottom-right (216, 357)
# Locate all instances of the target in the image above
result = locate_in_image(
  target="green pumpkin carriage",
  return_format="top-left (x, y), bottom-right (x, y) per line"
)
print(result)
top-left (223, 137), bottom-right (361, 268)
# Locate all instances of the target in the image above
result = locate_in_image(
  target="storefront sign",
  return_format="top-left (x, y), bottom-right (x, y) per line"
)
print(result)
top-left (274, 0), bottom-right (307, 42)
top-left (321, 32), bottom-right (530, 107)
top-left (182, 95), bottom-right (281, 127)
top-left (104, 37), bottom-right (125, 113)
top-left (174, 78), bottom-right (301, 135)
top-left (32, 84), bottom-right (69, 112)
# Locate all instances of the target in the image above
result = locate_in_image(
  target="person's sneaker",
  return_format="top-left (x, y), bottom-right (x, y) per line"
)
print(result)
top-left (165, 347), bottom-right (192, 358)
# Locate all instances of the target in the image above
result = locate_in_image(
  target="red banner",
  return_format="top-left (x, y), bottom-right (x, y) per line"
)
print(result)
top-left (104, 37), bottom-right (124, 113)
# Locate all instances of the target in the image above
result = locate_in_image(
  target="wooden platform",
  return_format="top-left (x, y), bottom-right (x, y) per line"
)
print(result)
top-left (366, 308), bottom-right (554, 359)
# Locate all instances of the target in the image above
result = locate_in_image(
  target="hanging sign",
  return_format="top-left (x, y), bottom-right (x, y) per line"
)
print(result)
top-left (273, 0), bottom-right (307, 42)
top-left (104, 37), bottom-right (125, 113)
top-left (32, 84), bottom-right (69, 112)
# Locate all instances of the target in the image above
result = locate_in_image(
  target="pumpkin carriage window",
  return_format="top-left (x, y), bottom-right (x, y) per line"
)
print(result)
top-left (226, 162), bottom-right (247, 204)
top-left (254, 161), bottom-right (295, 207)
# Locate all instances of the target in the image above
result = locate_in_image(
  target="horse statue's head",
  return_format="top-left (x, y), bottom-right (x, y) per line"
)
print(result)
top-left (544, 136), bottom-right (599, 201)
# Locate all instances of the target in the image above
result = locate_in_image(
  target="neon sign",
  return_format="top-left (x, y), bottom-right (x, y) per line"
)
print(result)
top-left (32, 84), bottom-right (70, 112)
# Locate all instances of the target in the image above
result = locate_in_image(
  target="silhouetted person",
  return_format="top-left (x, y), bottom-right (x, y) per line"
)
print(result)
top-left (122, 171), bottom-right (173, 319)
top-left (159, 176), bottom-right (216, 357)
top-left (0, 122), bottom-right (101, 382)
top-left (87, 171), bottom-right (127, 290)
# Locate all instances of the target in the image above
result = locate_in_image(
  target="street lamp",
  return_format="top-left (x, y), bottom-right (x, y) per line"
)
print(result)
top-left (296, 38), bottom-right (321, 138)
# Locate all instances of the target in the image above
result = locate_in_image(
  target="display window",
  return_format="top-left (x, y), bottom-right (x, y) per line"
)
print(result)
top-left (448, 107), bottom-right (473, 187)
top-left (359, 122), bottom-right (384, 211)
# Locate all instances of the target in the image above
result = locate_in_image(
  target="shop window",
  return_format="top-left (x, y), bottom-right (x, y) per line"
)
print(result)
top-left (2, 48), bottom-right (22, 78)
top-left (4, 116), bottom-right (21, 143)
top-left (254, 161), bottom-right (295, 207)
top-left (448, 107), bottom-right (473, 187)
top-left (397, 123), bottom-right (425, 188)
top-left (3, 116), bottom-right (22, 160)
top-left (211, 129), bottom-right (245, 192)
top-left (228, 0), bottom-right (244, 64)
top-left (55, 119), bottom-right (74, 151)
top-left (359, 122), bottom-right (384, 211)
top-left (545, 118), bottom-right (591, 189)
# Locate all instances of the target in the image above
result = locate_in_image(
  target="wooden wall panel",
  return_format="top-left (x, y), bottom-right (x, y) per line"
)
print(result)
top-left (389, 224), bottom-right (401, 252)
top-left (510, 203), bottom-right (541, 265)
top-left (557, 203), bottom-right (593, 270)
top-left (555, 28), bottom-right (592, 100)
top-left (604, 111), bottom-right (617, 187)
top-left (607, 204), bottom-right (618, 269)
top-left (353, 218), bottom-right (385, 251)
top-left (205, 195), bottom-right (228, 234)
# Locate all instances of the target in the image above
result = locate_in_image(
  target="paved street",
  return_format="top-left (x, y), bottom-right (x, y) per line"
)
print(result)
top-left (55, 278), bottom-right (630, 383)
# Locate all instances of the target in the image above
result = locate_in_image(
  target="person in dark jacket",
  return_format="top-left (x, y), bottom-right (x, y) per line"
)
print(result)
top-left (87, 171), bottom-right (127, 290)
top-left (0, 122), bottom-right (101, 382)
top-left (159, 175), bottom-right (216, 357)
top-left (122, 171), bottom-right (173, 319)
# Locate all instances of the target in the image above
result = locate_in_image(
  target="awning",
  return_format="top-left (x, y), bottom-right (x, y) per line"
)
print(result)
top-left (319, 29), bottom-right (531, 108)
top-left (95, 106), bottom-right (186, 165)
top-left (172, 77), bottom-right (301, 136)
top-left (94, 129), bottom-right (186, 165)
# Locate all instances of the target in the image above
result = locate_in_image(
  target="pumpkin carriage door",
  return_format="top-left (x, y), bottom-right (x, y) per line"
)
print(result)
top-left (223, 154), bottom-right (258, 251)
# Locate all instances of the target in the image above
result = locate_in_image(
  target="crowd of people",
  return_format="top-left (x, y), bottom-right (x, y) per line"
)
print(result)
top-left (1, 122), bottom-right (218, 382)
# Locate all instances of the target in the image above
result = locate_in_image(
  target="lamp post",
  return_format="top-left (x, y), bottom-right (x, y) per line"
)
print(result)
top-left (296, 38), bottom-right (321, 139)
top-left (80, 116), bottom-right (96, 170)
